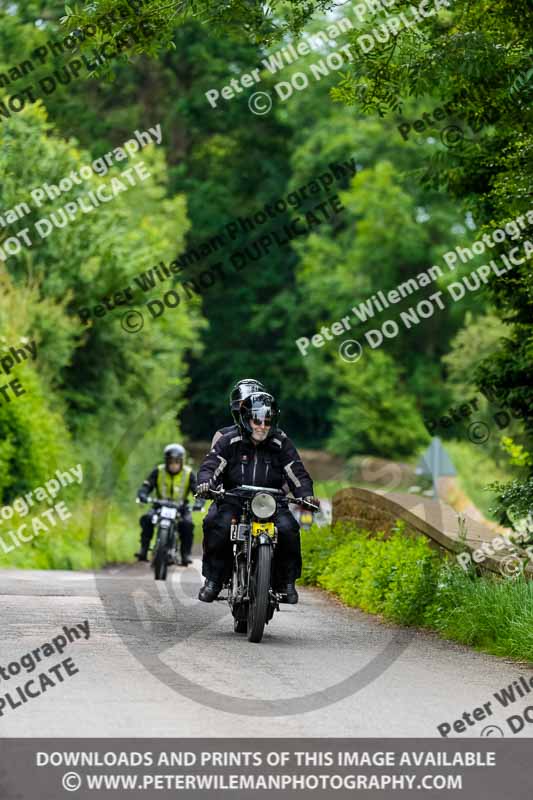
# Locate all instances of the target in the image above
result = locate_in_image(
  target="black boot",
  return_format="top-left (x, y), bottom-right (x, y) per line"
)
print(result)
top-left (135, 543), bottom-right (149, 562)
top-left (181, 555), bottom-right (193, 566)
top-left (284, 583), bottom-right (298, 604)
top-left (198, 580), bottom-right (221, 602)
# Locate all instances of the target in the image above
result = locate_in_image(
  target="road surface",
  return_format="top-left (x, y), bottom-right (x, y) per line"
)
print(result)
top-left (0, 560), bottom-right (529, 738)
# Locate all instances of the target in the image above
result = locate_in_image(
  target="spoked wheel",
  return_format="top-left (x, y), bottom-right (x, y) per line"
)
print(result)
top-left (153, 527), bottom-right (169, 581)
top-left (247, 545), bottom-right (272, 643)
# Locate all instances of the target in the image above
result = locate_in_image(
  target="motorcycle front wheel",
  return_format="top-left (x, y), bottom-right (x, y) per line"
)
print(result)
top-left (247, 545), bottom-right (272, 643)
top-left (153, 526), bottom-right (169, 581)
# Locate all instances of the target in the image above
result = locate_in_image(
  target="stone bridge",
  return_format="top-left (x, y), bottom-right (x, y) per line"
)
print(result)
top-left (332, 486), bottom-right (533, 578)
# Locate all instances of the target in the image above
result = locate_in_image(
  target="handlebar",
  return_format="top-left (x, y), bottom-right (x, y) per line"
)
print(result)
top-left (196, 486), bottom-right (282, 501)
top-left (290, 499), bottom-right (320, 512)
top-left (299, 500), bottom-right (320, 512)
top-left (195, 486), bottom-right (319, 511)
top-left (240, 485), bottom-right (284, 494)
top-left (136, 496), bottom-right (183, 508)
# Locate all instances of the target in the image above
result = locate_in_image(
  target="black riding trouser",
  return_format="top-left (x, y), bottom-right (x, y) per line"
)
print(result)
top-left (201, 501), bottom-right (302, 586)
top-left (139, 510), bottom-right (193, 561)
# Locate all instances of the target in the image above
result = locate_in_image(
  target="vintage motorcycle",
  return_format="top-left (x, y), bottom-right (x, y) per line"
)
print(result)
top-left (138, 496), bottom-right (184, 581)
top-left (206, 485), bottom-right (318, 643)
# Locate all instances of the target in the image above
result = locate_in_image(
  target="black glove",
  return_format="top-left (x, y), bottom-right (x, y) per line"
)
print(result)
top-left (137, 490), bottom-right (149, 503)
top-left (304, 496), bottom-right (320, 509)
top-left (196, 482), bottom-right (212, 498)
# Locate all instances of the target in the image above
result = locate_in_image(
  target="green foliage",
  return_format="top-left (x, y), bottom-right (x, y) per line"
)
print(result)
top-left (0, 361), bottom-right (72, 500)
top-left (443, 312), bottom-right (509, 400)
top-left (327, 350), bottom-right (430, 459)
top-left (302, 521), bottom-right (533, 660)
top-left (425, 563), bottom-right (533, 660)
top-left (0, 500), bottom-right (138, 570)
top-left (500, 437), bottom-right (533, 469)
top-left (330, 0), bottom-right (533, 521)
top-left (299, 520), bottom-right (348, 585)
top-left (0, 103), bottom-right (203, 509)
top-left (1, 0), bottom-right (530, 574)
top-left (318, 523), bottom-right (440, 624)
top-left (488, 477), bottom-right (533, 532)
top-left (0, 272), bottom-right (75, 501)
top-left (61, 0), bottom-right (334, 55)
top-left (444, 440), bottom-right (510, 519)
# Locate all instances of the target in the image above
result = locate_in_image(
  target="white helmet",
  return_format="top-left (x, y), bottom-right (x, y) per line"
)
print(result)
top-left (164, 443), bottom-right (185, 462)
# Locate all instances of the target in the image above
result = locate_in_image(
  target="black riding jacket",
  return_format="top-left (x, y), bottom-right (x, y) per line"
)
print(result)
top-left (198, 429), bottom-right (313, 499)
top-left (210, 424), bottom-right (239, 449)
top-left (210, 423), bottom-right (288, 448)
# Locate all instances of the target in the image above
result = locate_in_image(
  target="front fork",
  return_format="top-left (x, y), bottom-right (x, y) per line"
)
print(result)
top-left (230, 514), bottom-right (280, 619)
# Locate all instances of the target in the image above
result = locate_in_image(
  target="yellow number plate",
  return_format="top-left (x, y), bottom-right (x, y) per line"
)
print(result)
top-left (252, 522), bottom-right (275, 537)
top-left (300, 512), bottom-right (313, 524)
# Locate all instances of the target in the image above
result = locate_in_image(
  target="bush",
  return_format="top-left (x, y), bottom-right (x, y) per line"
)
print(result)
top-left (300, 521), bottom-right (533, 661)
top-left (312, 522), bottom-right (441, 624)
top-left (0, 499), bottom-right (139, 571)
top-left (425, 563), bottom-right (533, 660)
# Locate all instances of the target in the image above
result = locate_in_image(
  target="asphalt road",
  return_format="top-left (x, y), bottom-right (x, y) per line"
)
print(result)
top-left (0, 560), bottom-right (529, 738)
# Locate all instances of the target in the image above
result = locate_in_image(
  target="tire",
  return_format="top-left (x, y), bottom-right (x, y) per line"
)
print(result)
top-left (153, 526), bottom-right (169, 581)
top-left (247, 545), bottom-right (272, 643)
top-left (234, 618), bottom-right (248, 634)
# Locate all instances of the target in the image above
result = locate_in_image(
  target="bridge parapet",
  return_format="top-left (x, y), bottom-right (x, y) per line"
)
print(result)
top-left (332, 487), bottom-right (533, 578)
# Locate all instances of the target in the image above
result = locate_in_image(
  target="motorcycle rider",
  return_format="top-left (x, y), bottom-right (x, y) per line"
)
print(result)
top-left (196, 392), bottom-right (320, 605)
top-left (135, 443), bottom-right (197, 565)
top-left (203, 379), bottom-right (269, 536)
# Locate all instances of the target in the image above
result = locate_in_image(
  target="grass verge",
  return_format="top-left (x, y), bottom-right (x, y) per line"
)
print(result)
top-left (0, 501), bottom-right (208, 571)
top-left (300, 521), bottom-right (533, 662)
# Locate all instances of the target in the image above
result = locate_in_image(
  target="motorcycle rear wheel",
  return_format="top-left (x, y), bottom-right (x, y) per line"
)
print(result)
top-left (247, 545), bottom-right (272, 643)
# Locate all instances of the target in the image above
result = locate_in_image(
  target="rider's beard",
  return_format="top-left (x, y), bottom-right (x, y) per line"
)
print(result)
top-left (251, 428), bottom-right (268, 442)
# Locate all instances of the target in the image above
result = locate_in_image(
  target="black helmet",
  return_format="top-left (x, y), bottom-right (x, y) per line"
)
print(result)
top-left (164, 443), bottom-right (185, 463)
top-left (229, 378), bottom-right (266, 424)
top-left (239, 392), bottom-right (279, 438)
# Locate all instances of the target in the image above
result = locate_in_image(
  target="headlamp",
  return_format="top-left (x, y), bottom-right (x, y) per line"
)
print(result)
top-left (251, 492), bottom-right (277, 519)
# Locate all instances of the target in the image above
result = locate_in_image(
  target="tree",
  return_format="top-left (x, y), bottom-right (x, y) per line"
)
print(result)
top-left (330, 0), bottom-right (533, 504)
top-left (0, 103), bottom-right (203, 497)
top-left (327, 350), bottom-right (429, 459)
